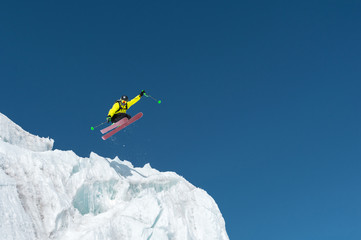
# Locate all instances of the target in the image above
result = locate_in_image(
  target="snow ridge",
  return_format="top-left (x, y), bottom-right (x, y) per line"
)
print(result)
top-left (0, 113), bottom-right (229, 240)
top-left (0, 113), bottom-right (53, 152)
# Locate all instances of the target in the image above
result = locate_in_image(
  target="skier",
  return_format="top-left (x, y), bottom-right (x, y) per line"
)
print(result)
top-left (106, 90), bottom-right (146, 123)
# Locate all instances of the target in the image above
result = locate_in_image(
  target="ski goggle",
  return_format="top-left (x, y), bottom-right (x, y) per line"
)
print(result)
top-left (121, 100), bottom-right (127, 105)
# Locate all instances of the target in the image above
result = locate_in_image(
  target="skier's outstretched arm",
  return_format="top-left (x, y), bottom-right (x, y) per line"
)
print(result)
top-left (127, 90), bottom-right (146, 108)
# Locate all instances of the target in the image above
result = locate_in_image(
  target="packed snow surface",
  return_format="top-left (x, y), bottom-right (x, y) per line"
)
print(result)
top-left (0, 113), bottom-right (229, 240)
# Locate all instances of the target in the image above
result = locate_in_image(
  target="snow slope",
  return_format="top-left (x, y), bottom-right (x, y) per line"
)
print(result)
top-left (0, 113), bottom-right (229, 240)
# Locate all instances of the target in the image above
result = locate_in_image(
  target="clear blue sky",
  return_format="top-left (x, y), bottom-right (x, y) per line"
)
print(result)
top-left (1, 1), bottom-right (361, 239)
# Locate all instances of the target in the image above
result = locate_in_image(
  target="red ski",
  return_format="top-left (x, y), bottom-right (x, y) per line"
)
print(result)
top-left (102, 112), bottom-right (143, 140)
top-left (100, 117), bottom-right (128, 134)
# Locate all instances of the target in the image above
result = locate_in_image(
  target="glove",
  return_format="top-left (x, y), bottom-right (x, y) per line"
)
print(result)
top-left (140, 90), bottom-right (146, 97)
top-left (106, 116), bottom-right (112, 123)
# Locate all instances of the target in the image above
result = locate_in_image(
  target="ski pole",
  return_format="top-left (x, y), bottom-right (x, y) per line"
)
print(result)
top-left (143, 92), bottom-right (162, 104)
top-left (91, 121), bottom-right (108, 131)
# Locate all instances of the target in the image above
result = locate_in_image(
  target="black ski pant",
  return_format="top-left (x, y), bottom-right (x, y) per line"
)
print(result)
top-left (111, 113), bottom-right (131, 123)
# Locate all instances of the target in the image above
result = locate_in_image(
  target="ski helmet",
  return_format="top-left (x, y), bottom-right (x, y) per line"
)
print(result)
top-left (121, 95), bottom-right (128, 101)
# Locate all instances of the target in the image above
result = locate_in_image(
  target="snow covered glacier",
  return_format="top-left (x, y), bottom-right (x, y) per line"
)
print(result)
top-left (0, 113), bottom-right (229, 240)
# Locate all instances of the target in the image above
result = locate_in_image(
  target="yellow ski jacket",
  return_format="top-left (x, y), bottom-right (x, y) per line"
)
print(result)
top-left (107, 95), bottom-right (141, 118)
